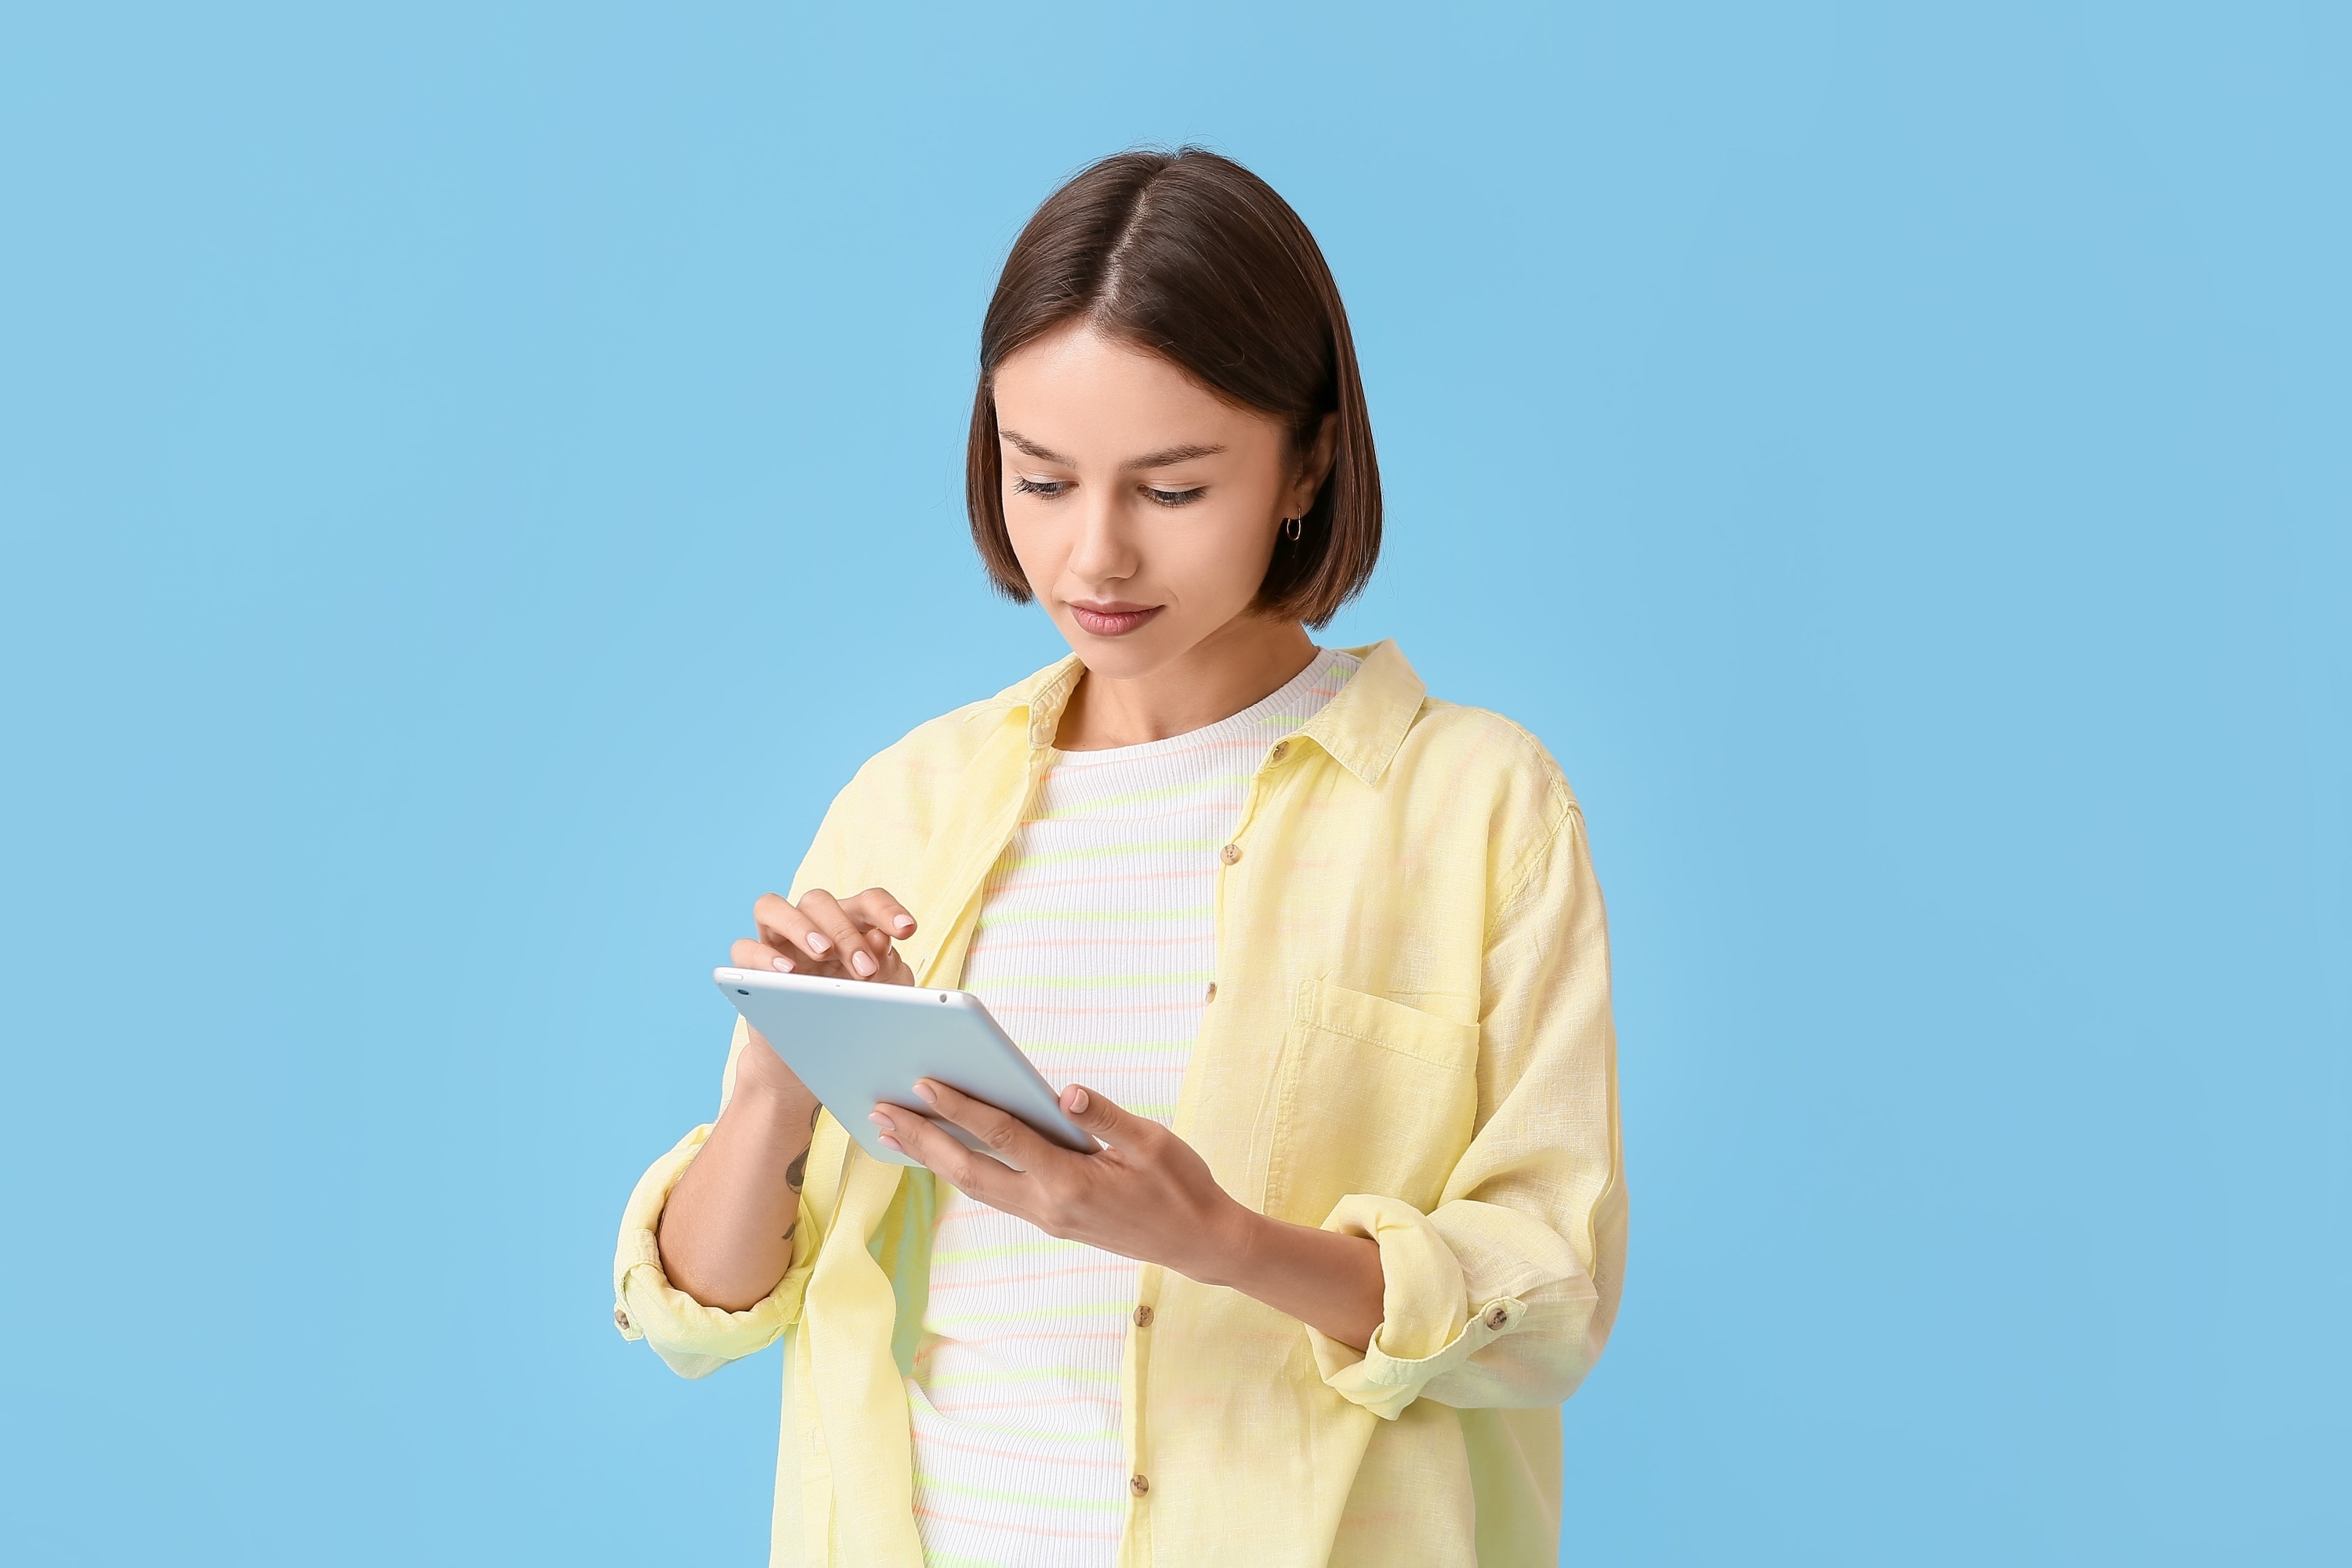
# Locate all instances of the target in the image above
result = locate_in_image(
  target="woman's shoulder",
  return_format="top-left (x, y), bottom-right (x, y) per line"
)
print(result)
top-left (791, 670), bottom-right (1051, 894)
top-left (1328, 641), bottom-right (1576, 810)
top-left (1394, 695), bottom-right (1581, 818)
top-left (829, 660), bottom-right (1064, 814)
top-left (872, 691), bottom-right (1022, 768)
top-left (1386, 695), bottom-right (1592, 906)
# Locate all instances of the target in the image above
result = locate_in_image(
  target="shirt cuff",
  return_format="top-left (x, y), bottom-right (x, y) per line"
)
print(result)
top-left (1305, 1193), bottom-right (1531, 1420)
top-left (611, 1123), bottom-right (810, 1378)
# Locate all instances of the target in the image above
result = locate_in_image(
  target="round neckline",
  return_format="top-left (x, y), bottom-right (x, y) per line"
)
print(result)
top-left (1049, 649), bottom-right (1345, 764)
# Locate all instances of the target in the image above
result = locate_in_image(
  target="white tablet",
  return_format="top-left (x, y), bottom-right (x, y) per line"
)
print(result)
top-left (712, 967), bottom-right (1096, 1168)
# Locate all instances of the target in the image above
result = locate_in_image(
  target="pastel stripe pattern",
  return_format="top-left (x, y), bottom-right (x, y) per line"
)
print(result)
top-left (907, 649), bottom-right (1360, 1568)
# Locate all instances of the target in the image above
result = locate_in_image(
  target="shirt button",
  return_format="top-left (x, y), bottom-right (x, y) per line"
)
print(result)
top-left (1130, 1474), bottom-right (1150, 1497)
top-left (1269, 742), bottom-right (1288, 763)
top-left (1203, 982), bottom-right (1217, 1003)
top-left (614, 1307), bottom-right (632, 1331)
top-left (1134, 1305), bottom-right (1154, 1328)
top-left (1483, 1304), bottom-right (1510, 1330)
top-left (1220, 843), bottom-right (1242, 865)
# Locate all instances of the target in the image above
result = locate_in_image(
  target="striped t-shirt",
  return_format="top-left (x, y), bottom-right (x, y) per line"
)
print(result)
top-left (906, 648), bottom-right (1362, 1568)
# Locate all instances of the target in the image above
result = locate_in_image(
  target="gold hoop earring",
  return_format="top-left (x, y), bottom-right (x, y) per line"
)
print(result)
top-left (1283, 516), bottom-right (1303, 542)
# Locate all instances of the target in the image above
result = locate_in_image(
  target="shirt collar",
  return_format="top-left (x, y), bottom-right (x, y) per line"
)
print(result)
top-left (1299, 640), bottom-right (1426, 785)
top-left (1014, 653), bottom-right (1088, 750)
top-left (1000, 638), bottom-right (1426, 787)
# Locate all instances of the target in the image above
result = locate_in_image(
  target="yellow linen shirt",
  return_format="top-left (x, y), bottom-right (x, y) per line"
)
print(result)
top-left (612, 640), bottom-right (1627, 1567)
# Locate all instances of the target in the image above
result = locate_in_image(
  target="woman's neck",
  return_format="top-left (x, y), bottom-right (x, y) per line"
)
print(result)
top-left (1054, 617), bottom-right (1319, 751)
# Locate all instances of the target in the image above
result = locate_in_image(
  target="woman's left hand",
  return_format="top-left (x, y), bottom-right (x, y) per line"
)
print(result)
top-left (871, 1079), bottom-right (1388, 1349)
top-left (871, 1081), bottom-right (1246, 1286)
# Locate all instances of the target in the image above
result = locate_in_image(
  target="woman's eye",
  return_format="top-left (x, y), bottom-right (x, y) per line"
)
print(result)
top-left (1011, 476), bottom-right (1069, 499)
top-left (1145, 486), bottom-right (1206, 508)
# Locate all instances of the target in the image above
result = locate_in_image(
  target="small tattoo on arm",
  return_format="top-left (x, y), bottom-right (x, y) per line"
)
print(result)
top-left (780, 1221), bottom-right (797, 1243)
top-left (783, 1105), bottom-right (818, 1192)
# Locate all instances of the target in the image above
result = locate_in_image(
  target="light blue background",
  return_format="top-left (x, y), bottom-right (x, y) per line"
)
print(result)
top-left (3, 4), bottom-right (2343, 1563)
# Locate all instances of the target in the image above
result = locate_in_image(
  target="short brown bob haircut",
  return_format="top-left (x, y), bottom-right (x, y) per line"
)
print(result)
top-left (966, 147), bottom-right (1381, 628)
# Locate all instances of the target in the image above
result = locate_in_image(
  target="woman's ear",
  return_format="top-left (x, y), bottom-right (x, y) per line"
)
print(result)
top-left (1285, 412), bottom-right (1341, 518)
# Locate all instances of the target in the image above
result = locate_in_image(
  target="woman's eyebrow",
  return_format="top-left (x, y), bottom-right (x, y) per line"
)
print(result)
top-left (1000, 427), bottom-right (1076, 465)
top-left (1122, 442), bottom-right (1225, 470)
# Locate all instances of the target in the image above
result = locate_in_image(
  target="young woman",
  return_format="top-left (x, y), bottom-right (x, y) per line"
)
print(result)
top-left (614, 148), bottom-right (1625, 1568)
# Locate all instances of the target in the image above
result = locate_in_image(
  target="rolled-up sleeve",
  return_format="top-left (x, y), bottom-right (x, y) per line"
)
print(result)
top-left (1307, 800), bottom-right (1626, 1418)
top-left (611, 1021), bottom-right (818, 1379)
top-left (611, 1122), bottom-right (814, 1378)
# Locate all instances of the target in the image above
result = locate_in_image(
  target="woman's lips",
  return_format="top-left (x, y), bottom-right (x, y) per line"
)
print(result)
top-left (1069, 601), bottom-right (1164, 637)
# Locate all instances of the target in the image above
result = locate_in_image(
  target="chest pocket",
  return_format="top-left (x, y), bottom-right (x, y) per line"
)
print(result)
top-left (1265, 979), bottom-right (1481, 1225)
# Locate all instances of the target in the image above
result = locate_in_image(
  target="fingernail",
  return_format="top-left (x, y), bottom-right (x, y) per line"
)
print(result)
top-left (878, 1134), bottom-right (903, 1153)
top-left (804, 931), bottom-right (830, 953)
top-left (913, 1082), bottom-right (938, 1106)
top-left (869, 1110), bottom-right (895, 1132)
top-left (1067, 1087), bottom-right (1090, 1114)
top-left (772, 956), bottom-right (794, 973)
top-left (893, 915), bottom-right (915, 932)
top-left (851, 949), bottom-right (877, 978)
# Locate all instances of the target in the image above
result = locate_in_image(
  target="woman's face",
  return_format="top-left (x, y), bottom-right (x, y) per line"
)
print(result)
top-left (993, 323), bottom-right (1326, 681)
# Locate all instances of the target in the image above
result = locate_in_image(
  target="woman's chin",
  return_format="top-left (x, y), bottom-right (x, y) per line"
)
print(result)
top-left (1059, 622), bottom-right (1196, 680)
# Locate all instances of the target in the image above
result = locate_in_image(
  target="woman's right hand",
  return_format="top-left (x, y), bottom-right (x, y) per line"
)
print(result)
top-left (667, 887), bottom-right (916, 1308)
top-left (727, 887), bottom-right (920, 1098)
top-left (732, 887), bottom-right (919, 984)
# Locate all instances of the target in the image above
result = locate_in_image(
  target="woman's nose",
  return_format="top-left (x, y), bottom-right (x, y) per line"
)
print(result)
top-left (1066, 495), bottom-right (1137, 584)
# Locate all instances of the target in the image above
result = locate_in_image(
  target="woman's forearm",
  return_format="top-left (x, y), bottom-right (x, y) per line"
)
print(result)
top-left (1195, 1210), bottom-right (1386, 1352)
top-left (657, 1078), bottom-right (820, 1312)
